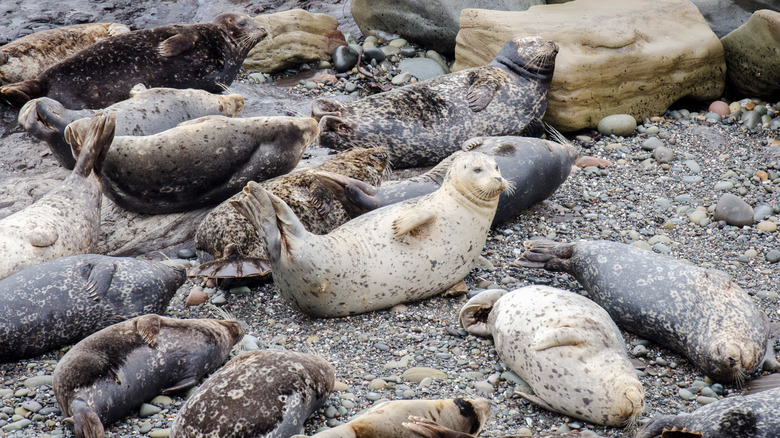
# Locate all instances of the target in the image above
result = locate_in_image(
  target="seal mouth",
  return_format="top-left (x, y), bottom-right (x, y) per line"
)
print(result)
top-left (512, 36), bottom-right (559, 74)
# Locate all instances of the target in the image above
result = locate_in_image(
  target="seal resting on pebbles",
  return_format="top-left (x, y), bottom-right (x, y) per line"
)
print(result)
top-left (459, 286), bottom-right (644, 427)
top-left (231, 151), bottom-right (507, 317)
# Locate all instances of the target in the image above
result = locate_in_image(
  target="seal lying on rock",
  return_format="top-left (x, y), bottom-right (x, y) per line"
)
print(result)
top-left (0, 254), bottom-right (185, 362)
top-left (312, 36), bottom-right (558, 168)
top-left (0, 112), bottom-right (114, 280)
top-left (514, 239), bottom-right (768, 384)
top-left (170, 350), bottom-right (334, 438)
top-left (53, 314), bottom-right (243, 438)
top-left (231, 152), bottom-right (506, 317)
top-left (0, 13), bottom-right (267, 109)
top-left (459, 286), bottom-right (644, 427)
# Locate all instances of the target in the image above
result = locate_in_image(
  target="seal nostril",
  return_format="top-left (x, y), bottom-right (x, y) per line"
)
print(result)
top-left (730, 357), bottom-right (737, 367)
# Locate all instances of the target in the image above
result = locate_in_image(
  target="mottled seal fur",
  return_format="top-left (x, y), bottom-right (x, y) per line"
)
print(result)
top-left (317, 135), bottom-right (577, 226)
top-left (53, 314), bottom-right (243, 438)
top-left (64, 115), bottom-right (319, 214)
top-left (515, 239), bottom-right (768, 384)
top-left (0, 112), bottom-right (114, 280)
top-left (170, 350), bottom-right (334, 438)
top-left (312, 36), bottom-right (558, 168)
top-left (18, 85), bottom-right (244, 169)
top-left (0, 254), bottom-right (185, 362)
top-left (459, 286), bottom-right (644, 427)
top-left (636, 386), bottom-right (780, 438)
top-left (0, 23), bottom-right (130, 85)
top-left (295, 398), bottom-right (491, 438)
top-left (231, 151), bottom-right (507, 317)
top-left (0, 13), bottom-right (266, 109)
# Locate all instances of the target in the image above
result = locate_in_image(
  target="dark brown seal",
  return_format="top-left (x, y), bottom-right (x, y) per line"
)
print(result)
top-left (0, 13), bottom-right (267, 109)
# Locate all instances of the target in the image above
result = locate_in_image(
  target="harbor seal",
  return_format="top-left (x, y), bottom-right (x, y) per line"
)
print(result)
top-left (0, 13), bottom-right (267, 109)
top-left (0, 254), bottom-right (185, 362)
top-left (170, 350), bottom-right (334, 438)
top-left (231, 151), bottom-right (507, 317)
top-left (514, 239), bottom-right (768, 384)
top-left (18, 85), bottom-right (245, 169)
top-left (0, 112), bottom-right (114, 280)
top-left (312, 36), bottom-right (558, 168)
top-left (0, 22), bottom-right (130, 85)
top-left (53, 314), bottom-right (243, 438)
top-left (316, 134), bottom-right (578, 226)
top-left (64, 115), bottom-right (319, 214)
top-left (459, 286), bottom-right (644, 427)
top-left (295, 398), bottom-right (491, 438)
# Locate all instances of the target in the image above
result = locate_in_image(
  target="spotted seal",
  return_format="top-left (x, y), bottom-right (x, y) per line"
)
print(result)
top-left (0, 112), bottom-right (114, 280)
top-left (170, 350), bottom-right (334, 438)
top-left (64, 115), bottom-right (318, 214)
top-left (231, 151), bottom-right (507, 317)
top-left (0, 23), bottom-right (130, 85)
top-left (18, 85), bottom-right (245, 169)
top-left (0, 13), bottom-right (267, 109)
top-left (514, 239), bottom-right (768, 384)
top-left (0, 254), bottom-right (185, 362)
top-left (53, 314), bottom-right (243, 438)
top-left (459, 286), bottom-right (644, 427)
top-left (312, 36), bottom-right (558, 168)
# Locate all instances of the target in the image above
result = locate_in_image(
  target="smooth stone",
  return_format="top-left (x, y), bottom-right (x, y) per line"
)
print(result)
top-left (598, 114), bottom-right (637, 136)
top-left (473, 381), bottom-right (495, 394)
top-left (363, 46), bottom-right (387, 63)
top-left (687, 209), bottom-right (707, 224)
top-left (332, 45), bottom-right (359, 73)
top-left (653, 243), bottom-right (671, 253)
top-left (380, 45), bottom-right (401, 57)
top-left (708, 100), bottom-right (730, 116)
top-left (678, 388), bottom-right (696, 400)
top-left (766, 250), bottom-right (780, 263)
top-left (150, 395), bottom-right (173, 406)
top-left (368, 379), bottom-right (387, 390)
top-left (713, 193), bottom-right (754, 226)
top-left (2, 419), bottom-right (31, 432)
top-left (401, 367), bottom-right (448, 382)
top-left (389, 38), bottom-right (408, 47)
top-left (696, 396), bottom-right (719, 405)
top-left (23, 376), bottom-right (53, 389)
top-left (721, 10), bottom-right (780, 98)
top-left (139, 422), bottom-right (154, 434)
top-left (683, 175), bottom-right (703, 183)
top-left (400, 46), bottom-right (417, 57)
top-left (744, 249), bottom-right (758, 258)
top-left (655, 198), bottom-right (672, 210)
top-left (391, 72), bottom-right (412, 85)
top-left (684, 159), bottom-right (701, 173)
top-left (139, 403), bottom-right (162, 418)
top-left (756, 221), bottom-right (778, 232)
top-left (398, 57), bottom-right (448, 81)
top-left (148, 429), bottom-right (171, 438)
top-left (642, 137), bottom-right (664, 151)
top-left (345, 82), bottom-right (357, 92)
top-left (630, 241), bottom-right (653, 251)
top-left (20, 401), bottom-right (41, 413)
top-left (741, 110), bottom-right (762, 129)
top-left (653, 146), bottom-right (673, 163)
top-left (714, 181), bottom-right (734, 190)
top-left (769, 117), bottom-right (780, 130)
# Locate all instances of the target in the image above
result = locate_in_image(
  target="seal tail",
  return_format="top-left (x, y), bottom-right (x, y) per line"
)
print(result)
top-left (403, 416), bottom-right (475, 438)
top-left (458, 289), bottom-right (507, 338)
top-left (0, 79), bottom-right (45, 108)
top-left (511, 239), bottom-right (575, 272)
top-left (65, 111), bottom-right (116, 178)
top-left (68, 398), bottom-right (105, 438)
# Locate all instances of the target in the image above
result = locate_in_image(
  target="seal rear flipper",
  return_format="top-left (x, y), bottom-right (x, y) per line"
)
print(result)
top-left (69, 398), bottom-right (105, 438)
top-left (162, 376), bottom-right (199, 394)
top-left (157, 32), bottom-right (197, 57)
top-left (83, 262), bottom-right (117, 301)
top-left (392, 210), bottom-right (436, 238)
top-left (466, 73), bottom-right (500, 112)
top-left (231, 182), bottom-right (286, 261)
top-left (188, 244), bottom-right (271, 280)
top-left (0, 79), bottom-right (43, 108)
top-left (66, 111), bottom-right (116, 178)
top-left (511, 239), bottom-right (575, 272)
top-left (403, 416), bottom-right (473, 438)
top-left (134, 314), bottom-right (162, 348)
top-left (313, 170), bottom-right (379, 218)
top-left (458, 289), bottom-right (507, 338)
top-left (532, 327), bottom-right (586, 351)
top-left (635, 418), bottom-right (697, 438)
top-left (311, 98), bottom-right (343, 120)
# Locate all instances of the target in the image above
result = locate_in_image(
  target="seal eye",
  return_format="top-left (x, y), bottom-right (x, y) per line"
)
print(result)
top-left (473, 167), bottom-right (482, 174)
top-left (237, 20), bottom-right (246, 28)
top-left (338, 124), bottom-right (351, 132)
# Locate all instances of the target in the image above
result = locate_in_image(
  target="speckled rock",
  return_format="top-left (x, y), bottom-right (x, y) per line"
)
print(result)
top-left (713, 193), bottom-right (754, 226)
top-left (721, 9), bottom-right (780, 98)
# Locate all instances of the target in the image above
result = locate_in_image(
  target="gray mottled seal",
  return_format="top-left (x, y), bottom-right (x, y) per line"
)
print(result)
top-left (0, 254), bottom-right (185, 362)
top-left (170, 350), bottom-right (334, 438)
top-left (316, 135), bottom-right (578, 226)
top-left (53, 314), bottom-right (243, 438)
top-left (0, 112), bottom-right (114, 280)
top-left (18, 85), bottom-right (245, 169)
top-left (295, 398), bottom-right (491, 438)
top-left (0, 23), bottom-right (130, 85)
top-left (64, 115), bottom-right (319, 214)
top-left (514, 239), bottom-right (768, 384)
top-left (459, 286), bottom-right (644, 427)
top-left (231, 151), bottom-right (507, 317)
top-left (312, 36), bottom-right (558, 168)
top-left (0, 13), bottom-right (267, 109)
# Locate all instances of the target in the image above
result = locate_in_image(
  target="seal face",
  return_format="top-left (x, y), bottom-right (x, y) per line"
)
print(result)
top-left (53, 314), bottom-right (244, 438)
top-left (0, 254), bottom-right (185, 362)
top-left (515, 239), bottom-right (768, 384)
top-left (460, 285), bottom-right (644, 427)
top-left (0, 13), bottom-right (267, 109)
top-left (231, 151), bottom-right (507, 317)
top-left (170, 350), bottom-right (335, 438)
top-left (312, 36), bottom-right (558, 168)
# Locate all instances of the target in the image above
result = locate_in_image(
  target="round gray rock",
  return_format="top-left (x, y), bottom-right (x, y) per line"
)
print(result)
top-left (713, 193), bottom-right (754, 226)
top-left (598, 114), bottom-right (637, 136)
top-left (398, 57), bottom-right (448, 81)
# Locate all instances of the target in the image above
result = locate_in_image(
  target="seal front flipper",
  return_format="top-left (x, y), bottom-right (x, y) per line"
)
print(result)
top-left (0, 79), bottom-right (44, 108)
top-left (313, 170), bottom-right (379, 217)
top-left (135, 314), bottom-right (162, 348)
top-left (68, 398), bottom-right (104, 438)
top-left (157, 31), bottom-right (198, 57)
top-left (466, 73), bottom-right (501, 112)
top-left (311, 98), bottom-right (343, 120)
top-left (532, 327), bottom-right (587, 351)
top-left (519, 117), bottom-right (545, 138)
top-left (308, 182), bottom-right (336, 218)
top-left (83, 262), bottom-right (117, 301)
top-left (26, 228), bottom-right (58, 247)
top-left (392, 210), bottom-right (437, 238)
top-left (161, 376), bottom-right (199, 395)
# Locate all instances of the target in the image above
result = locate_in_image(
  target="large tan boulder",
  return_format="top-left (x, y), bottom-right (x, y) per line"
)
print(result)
top-left (454, 0), bottom-right (726, 132)
top-left (244, 9), bottom-right (347, 74)
top-left (721, 9), bottom-right (780, 98)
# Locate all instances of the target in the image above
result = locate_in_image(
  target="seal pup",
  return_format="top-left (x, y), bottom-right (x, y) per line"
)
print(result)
top-left (514, 239), bottom-right (768, 384)
top-left (53, 314), bottom-right (244, 438)
top-left (0, 112), bottom-right (114, 280)
top-left (312, 36), bottom-right (558, 168)
top-left (0, 254), bottom-right (185, 362)
top-left (294, 398), bottom-right (491, 438)
top-left (170, 350), bottom-right (335, 438)
top-left (64, 115), bottom-right (319, 214)
top-left (18, 85), bottom-right (245, 169)
top-left (0, 23), bottom-right (130, 85)
top-left (231, 151), bottom-right (507, 317)
top-left (459, 286), bottom-right (644, 427)
top-left (0, 13), bottom-right (267, 109)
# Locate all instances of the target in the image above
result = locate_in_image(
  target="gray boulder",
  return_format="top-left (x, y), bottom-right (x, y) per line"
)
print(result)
top-left (721, 9), bottom-right (780, 98)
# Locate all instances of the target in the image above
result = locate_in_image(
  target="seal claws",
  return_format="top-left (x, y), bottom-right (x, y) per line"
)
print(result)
top-left (135, 314), bottom-right (161, 348)
top-left (391, 210), bottom-right (436, 238)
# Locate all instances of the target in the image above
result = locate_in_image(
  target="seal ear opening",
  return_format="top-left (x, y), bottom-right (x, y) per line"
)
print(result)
top-left (69, 398), bottom-right (105, 438)
top-left (458, 289), bottom-right (507, 338)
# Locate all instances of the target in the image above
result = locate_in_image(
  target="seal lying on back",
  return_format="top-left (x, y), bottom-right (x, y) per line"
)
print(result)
top-left (0, 13), bottom-right (267, 109)
top-left (0, 112), bottom-right (114, 280)
top-left (515, 239), bottom-right (768, 384)
top-left (0, 254), bottom-right (185, 362)
top-left (312, 36), bottom-right (558, 168)
top-left (231, 152), bottom-right (507, 317)
top-left (459, 286), bottom-right (644, 427)
top-left (170, 350), bottom-right (334, 438)
top-left (18, 85), bottom-right (245, 169)
top-left (53, 314), bottom-right (243, 438)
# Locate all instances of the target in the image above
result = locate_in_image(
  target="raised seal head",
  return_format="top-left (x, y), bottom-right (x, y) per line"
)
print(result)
top-left (490, 36), bottom-right (559, 77)
top-left (444, 152), bottom-right (508, 209)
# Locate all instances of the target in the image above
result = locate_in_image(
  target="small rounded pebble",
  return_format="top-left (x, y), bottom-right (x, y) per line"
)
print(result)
top-left (598, 114), bottom-right (637, 136)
